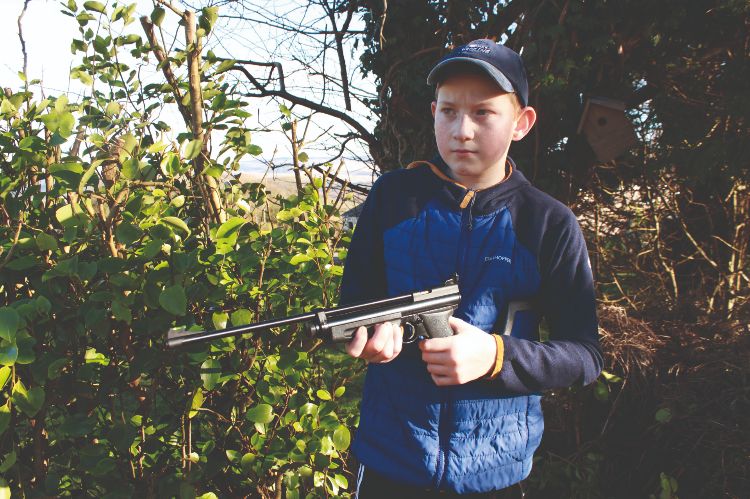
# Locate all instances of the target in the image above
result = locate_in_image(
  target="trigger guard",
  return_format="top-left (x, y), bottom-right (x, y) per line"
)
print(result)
top-left (402, 322), bottom-right (418, 343)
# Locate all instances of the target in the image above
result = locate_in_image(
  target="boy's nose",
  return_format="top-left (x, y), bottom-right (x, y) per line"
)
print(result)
top-left (453, 114), bottom-right (474, 141)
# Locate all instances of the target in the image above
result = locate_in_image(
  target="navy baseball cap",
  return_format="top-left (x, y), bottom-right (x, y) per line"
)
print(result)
top-left (427, 39), bottom-right (529, 107)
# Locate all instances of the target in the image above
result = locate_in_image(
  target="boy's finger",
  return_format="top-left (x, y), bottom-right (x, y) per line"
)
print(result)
top-left (421, 351), bottom-right (450, 365)
top-left (374, 324), bottom-right (395, 361)
top-left (365, 321), bottom-right (392, 356)
top-left (419, 336), bottom-right (453, 352)
top-left (345, 326), bottom-right (368, 358)
top-left (392, 324), bottom-right (404, 357)
top-left (430, 373), bottom-right (454, 386)
top-left (425, 362), bottom-right (451, 376)
top-left (448, 316), bottom-right (467, 329)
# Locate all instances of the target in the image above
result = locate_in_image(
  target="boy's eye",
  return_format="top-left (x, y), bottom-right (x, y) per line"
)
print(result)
top-left (441, 108), bottom-right (456, 116)
top-left (476, 109), bottom-right (489, 116)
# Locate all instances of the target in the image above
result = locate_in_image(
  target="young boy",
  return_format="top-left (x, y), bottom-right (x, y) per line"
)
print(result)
top-left (339, 39), bottom-right (603, 498)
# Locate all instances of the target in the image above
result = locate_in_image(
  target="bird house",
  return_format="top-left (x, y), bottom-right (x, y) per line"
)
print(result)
top-left (576, 97), bottom-right (638, 162)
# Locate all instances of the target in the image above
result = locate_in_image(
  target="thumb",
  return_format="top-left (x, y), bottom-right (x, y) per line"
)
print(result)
top-left (448, 315), bottom-right (469, 333)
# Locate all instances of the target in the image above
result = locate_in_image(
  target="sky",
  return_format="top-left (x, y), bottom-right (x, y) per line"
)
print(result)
top-left (0, 0), bottom-right (378, 185)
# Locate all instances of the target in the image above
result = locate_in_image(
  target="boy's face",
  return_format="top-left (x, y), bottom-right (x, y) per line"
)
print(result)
top-left (431, 72), bottom-right (535, 189)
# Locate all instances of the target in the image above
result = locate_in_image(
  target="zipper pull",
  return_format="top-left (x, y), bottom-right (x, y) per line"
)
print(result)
top-left (458, 190), bottom-right (476, 231)
top-left (467, 190), bottom-right (476, 231)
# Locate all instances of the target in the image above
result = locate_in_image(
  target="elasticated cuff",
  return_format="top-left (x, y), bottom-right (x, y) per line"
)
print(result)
top-left (487, 334), bottom-right (504, 379)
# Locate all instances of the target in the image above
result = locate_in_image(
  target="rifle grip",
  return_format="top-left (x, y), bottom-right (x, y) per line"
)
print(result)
top-left (417, 307), bottom-right (454, 339)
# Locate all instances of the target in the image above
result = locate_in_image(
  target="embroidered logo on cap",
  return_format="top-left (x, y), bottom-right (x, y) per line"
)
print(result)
top-left (460, 43), bottom-right (491, 55)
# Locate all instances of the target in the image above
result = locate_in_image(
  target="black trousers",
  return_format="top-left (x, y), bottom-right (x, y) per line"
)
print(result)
top-left (356, 467), bottom-right (526, 499)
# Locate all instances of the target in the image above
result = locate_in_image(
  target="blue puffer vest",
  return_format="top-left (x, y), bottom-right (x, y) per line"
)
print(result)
top-left (350, 161), bottom-right (544, 493)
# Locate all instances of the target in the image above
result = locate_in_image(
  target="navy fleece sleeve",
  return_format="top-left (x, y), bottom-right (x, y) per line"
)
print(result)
top-left (339, 177), bottom-right (388, 305)
top-left (497, 211), bottom-right (603, 393)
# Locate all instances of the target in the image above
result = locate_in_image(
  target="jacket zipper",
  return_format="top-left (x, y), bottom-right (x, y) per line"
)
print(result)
top-left (436, 189), bottom-right (476, 489)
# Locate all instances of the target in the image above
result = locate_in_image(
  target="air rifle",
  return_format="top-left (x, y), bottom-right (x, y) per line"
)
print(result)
top-left (166, 280), bottom-right (461, 349)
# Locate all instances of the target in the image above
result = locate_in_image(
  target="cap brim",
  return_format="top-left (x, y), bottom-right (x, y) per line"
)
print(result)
top-left (427, 57), bottom-right (515, 95)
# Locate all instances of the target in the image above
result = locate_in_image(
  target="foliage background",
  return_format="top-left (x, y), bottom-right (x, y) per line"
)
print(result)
top-left (0, 0), bottom-right (748, 498)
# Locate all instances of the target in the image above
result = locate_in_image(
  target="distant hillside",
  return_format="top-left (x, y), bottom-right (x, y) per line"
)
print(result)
top-left (235, 171), bottom-right (366, 213)
top-left (236, 172), bottom-right (299, 197)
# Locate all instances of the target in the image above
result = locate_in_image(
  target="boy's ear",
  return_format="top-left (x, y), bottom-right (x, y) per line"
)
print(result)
top-left (512, 106), bottom-right (537, 141)
top-left (431, 101), bottom-right (437, 118)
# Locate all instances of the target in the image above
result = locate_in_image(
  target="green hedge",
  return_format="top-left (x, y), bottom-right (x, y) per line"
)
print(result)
top-left (0, 2), bottom-right (362, 497)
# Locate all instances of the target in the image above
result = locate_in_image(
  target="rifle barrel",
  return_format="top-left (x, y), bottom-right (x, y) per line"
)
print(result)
top-left (165, 291), bottom-right (418, 348)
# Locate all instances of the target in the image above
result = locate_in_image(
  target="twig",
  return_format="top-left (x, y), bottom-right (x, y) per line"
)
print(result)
top-left (229, 64), bottom-right (378, 149)
top-left (17, 0), bottom-right (31, 89)
top-left (0, 219), bottom-right (24, 271)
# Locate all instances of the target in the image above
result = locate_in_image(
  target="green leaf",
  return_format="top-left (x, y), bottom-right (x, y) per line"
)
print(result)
top-left (593, 380), bottom-right (608, 401)
top-left (0, 368), bottom-right (9, 390)
top-left (240, 453), bottom-right (255, 472)
top-left (115, 222), bottom-right (143, 245)
top-left (12, 381), bottom-right (45, 418)
top-left (0, 99), bottom-right (17, 117)
top-left (35, 296), bottom-right (52, 316)
top-left (215, 217), bottom-right (245, 240)
top-left (50, 161), bottom-right (83, 184)
top-left (160, 152), bottom-right (181, 177)
top-left (47, 358), bottom-right (68, 379)
top-left (199, 7), bottom-right (219, 34)
top-left (212, 312), bottom-right (228, 330)
top-left (83, 1), bottom-right (106, 14)
top-left (121, 158), bottom-right (142, 180)
top-left (0, 451), bottom-right (16, 473)
top-left (332, 425), bottom-right (351, 450)
top-left (105, 101), bottom-right (121, 116)
top-left (200, 359), bottom-right (221, 390)
top-left (150, 6), bottom-right (165, 26)
top-left (334, 386), bottom-right (345, 398)
top-left (170, 195), bottom-right (186, 208)
top-left (334, 474), bottom-right (348, 489)
top-left (0, 477), bottom-right (9, 499)
top-left (15, 331), bottom-right (36, 364)
top-left (214, 59), bottom-right (237, 75)
top-left (111, 300), bottom-right (132, 324)
top-left (230, 309), bottom-right (252, 326)
top-left (55, 202), bottom-right (87, 227)
top-left (159, 285), bottom-right (186, 316)
top-left (0, 404), bottom-right (10, 436)
top-left (84, 348), bottom-right (108, 365)
top-left (316, 389), bottom-right (331, 401)
top-left (0, 308), bottom-right (20, 343)
top-left (245, 403), bottom-right (274, 424)
top-left (78, 161), bottom-right (100, 194)
top-left (655, 408), bottom-right (672, 424)
top-left (162, 216), bottom-right (191, 238)
top-left (290, 254), bottom-right (311, 265)
top-left (189, 388), bottom-right (204, 418)
top-left (0, 343), bottom-right (18, 366)
top-left (601, 370), bottom-right (623, 383)
top-left (184, 139), bottom-right (203, 160)
top-left (298, 152), bottom-right (309, 163)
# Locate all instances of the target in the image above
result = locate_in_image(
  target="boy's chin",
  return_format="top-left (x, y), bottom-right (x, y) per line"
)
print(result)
top-left (445, 162), bottom-right (506, 188)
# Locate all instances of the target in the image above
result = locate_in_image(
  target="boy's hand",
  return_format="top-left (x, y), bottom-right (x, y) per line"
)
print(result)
top-left (345, 321), bottom-right (403, 363)
top-left (419, 316), bottom-right (497, 386)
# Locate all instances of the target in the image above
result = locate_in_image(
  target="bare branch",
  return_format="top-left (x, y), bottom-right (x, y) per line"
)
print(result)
top-left (229, 63), bottom-right (378, 151)
top-left (17, 0), bottom-right (31, 87)
top-left (140, 16), bottom-right (193, 126)
top-left (154, 0), bottom-right (185, 17)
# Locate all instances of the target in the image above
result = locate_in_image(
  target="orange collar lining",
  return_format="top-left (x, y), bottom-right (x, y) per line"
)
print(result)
top-left (406, 160), bottom-right (514, 192)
